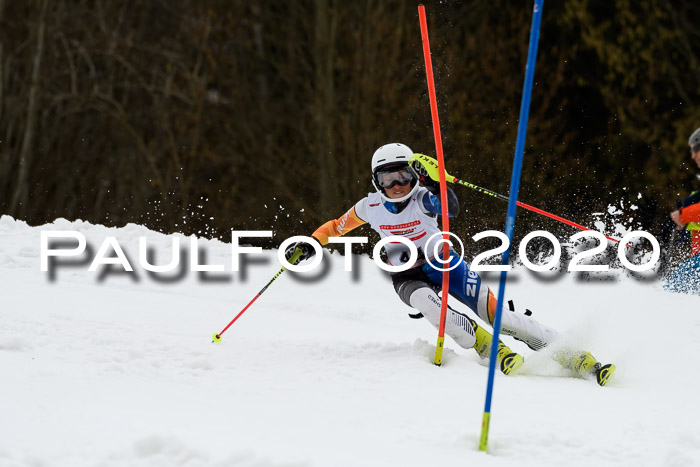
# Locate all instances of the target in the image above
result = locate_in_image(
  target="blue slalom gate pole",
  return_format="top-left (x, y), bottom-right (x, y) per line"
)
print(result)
top-left (479, 0), bottom-right (544, 452)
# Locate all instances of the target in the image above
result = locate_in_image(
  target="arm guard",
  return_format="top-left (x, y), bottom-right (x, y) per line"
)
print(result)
top-left (422, 185), bottom-right (460, 217)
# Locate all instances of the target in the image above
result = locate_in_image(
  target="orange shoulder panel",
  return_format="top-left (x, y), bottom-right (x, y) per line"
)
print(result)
top-left (312, 206), bottom-right (366, 245)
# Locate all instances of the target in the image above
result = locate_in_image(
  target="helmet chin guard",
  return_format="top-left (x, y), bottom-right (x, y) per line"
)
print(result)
top-left (371, 143), bottom-right (420, 203)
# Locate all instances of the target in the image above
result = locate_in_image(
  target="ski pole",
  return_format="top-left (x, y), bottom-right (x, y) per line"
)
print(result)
top-left (211, 248), bottom-right (303, 343)
top-left (409, 153), bottom-right (624, 244)
top-left (452, 176), bottom-right (625, 243)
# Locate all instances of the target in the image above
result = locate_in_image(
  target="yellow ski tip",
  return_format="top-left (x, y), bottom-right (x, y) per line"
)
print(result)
top-left (596, 364), bottom-right (616, 386)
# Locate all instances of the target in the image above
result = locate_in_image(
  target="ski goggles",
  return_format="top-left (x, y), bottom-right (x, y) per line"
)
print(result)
top-left (691, 144), bottom-right (700, 153)
top-left (376, 167), bottom-right (415, 188)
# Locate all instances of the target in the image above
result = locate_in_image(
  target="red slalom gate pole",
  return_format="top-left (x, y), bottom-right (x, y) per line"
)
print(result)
top-left (450, 176), bottom-right (625, 244)
top-left (418, 4), bottom-right (450, 366)
top-left (518, 200), bottom-right (621, 243)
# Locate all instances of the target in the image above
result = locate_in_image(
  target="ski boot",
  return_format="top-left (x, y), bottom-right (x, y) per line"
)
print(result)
top-left (555, 350), bottom-right (616, 387)
top-left (496, 342), bottom-right (524, 375)
top-left (592, 362), bottom-right (616, 387)
top-left (470, 318), bottom-right (524, 375)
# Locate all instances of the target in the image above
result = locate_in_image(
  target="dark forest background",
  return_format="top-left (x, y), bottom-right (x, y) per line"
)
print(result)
top-left (1, 0), bottom-right (699, 252)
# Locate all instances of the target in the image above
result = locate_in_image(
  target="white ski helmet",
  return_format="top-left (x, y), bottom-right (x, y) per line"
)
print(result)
top-left (371, 143), bottom-right (419, 203)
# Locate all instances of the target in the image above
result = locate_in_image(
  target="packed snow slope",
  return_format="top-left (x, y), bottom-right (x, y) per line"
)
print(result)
top-left (1, 216), bottom-right (699, 467)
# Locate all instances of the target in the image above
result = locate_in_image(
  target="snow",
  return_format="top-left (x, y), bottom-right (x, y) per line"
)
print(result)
top-left (1, 215), bottom-right (699, 467)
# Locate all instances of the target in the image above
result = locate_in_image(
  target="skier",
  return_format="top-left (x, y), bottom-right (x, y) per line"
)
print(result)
top-left (665, 128), bottom-right (700, 294)
top-left (286, 143), bottom-right (615, 386)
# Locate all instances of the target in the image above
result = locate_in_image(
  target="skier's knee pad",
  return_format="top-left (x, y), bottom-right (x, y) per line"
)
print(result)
top-left (394, 279), bottom-right (432, 318)
top-left (476, 287), bottom-right (496, 324)
top-left (408, 287), bottom-right (476, 349)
